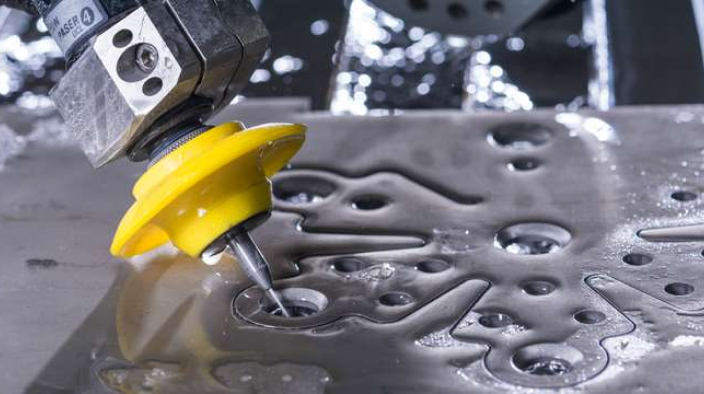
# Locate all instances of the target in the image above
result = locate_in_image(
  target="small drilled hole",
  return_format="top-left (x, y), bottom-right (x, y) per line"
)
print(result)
top-left (408, 0), bottom-right (428, 11)
top-left (484, 0), bottom-right (504, 17)
top-left (522, 280), bottom-right (556, 296)
top-left (260, 288), bottom-right (328, 318)
top-left (351, 195), bottom-right (387, 210)
top-left (495, 223), bottom-right (571, 255)
top-left (508, 158), bottom-right (540, 172)
top-left (332, 257), bottom-right (368, 273)
top-left (416, 259), bottom-right (450, 273)
top-left (574, 310), bottom-right (605, 324)
top-left (622, 253), bottom-right (652, 266)
top-left (513, 344), bottom-right (582, 376)
top-left (478, 312), bottom-right (513, 328)
top-left (671, 191), bottom-right (698, 202)
top-left (665, 282), bottom-right (694, 296)
top-left (273, 176), bottom-right (335, 204)
top-left (489, 123), bottom-right (552, 150)
top-left (447, 3), bottom-right (468, 19)
top-left (113, 29), bottom-right (133, 48)
top-left (379, 292), bottom-right (414, 306)
top-left (143, 77), bottom-right (163, 96)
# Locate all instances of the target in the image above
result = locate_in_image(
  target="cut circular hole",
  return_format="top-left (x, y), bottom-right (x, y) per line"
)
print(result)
top-left (513, 344), bottom-right (583, 376)
top-left (622, 253), bottom-right (653, 266)
top-left (332, 257), bottom-right (368, 273)
top-left (478, 312), bottom-right (513, 328)
top-left (142, 77), bottom-right (163, 96)
top-left (574, 310), bottom-right (605, 325)
top-left (351, 195), bottom-right (388, 210)
top-left (416, 259), bottom-right (450, 273)
top-left (260, 288), bottom-right (328, 318)
top-left (495, 223), bottom-right (571, 255)
top-left (671, 190), bottom-right (698, 202)
top-left (447, 3), bottom-right (468, 19)
top-left (522, 280), bottom-right (556, 296)
top-left (273, 176), bottom-right (335, 204)
top-left (508, 158), bottom-right (541, 172)
top-left (379, 292), bottom-right (414, 306)
top-left (408, 0), bottom-right (429, 11)
top-left (484, 0), bottom-right (504, 17)
top-left (112, 29), bottom-right (133, 48)
top-left (665, 282), bottom-right (694, 296)
top-left (489, 123), bottom-right (552, 150)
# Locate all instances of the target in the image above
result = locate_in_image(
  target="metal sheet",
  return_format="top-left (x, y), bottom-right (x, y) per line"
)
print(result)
top-left (4, 100), bottom-right (704, 392)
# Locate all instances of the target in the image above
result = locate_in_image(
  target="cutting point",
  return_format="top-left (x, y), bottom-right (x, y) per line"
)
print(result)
top-left (110, 122), bottom-right (307, 320)
top-left (225, 229), bottom-right (291, 318)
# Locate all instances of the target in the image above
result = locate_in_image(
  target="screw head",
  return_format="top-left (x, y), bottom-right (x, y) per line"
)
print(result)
top-left (135, 43), bottom-right (159, 73)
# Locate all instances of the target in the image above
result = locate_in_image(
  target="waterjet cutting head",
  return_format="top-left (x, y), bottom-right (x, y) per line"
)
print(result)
top-left (19, 0), bottom-right (301, 311)
top-left (110, 121), bottom-right (306, 258)
top-left (112, 120), bottom-right (304, 318)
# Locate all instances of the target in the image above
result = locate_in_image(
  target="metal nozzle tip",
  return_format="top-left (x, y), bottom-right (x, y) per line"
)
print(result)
top-left (225, 228), bottom-right (292, 318)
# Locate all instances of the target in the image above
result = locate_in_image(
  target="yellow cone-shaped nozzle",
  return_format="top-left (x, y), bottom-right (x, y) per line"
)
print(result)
top-left (111, 122), bottom-right (306, 258)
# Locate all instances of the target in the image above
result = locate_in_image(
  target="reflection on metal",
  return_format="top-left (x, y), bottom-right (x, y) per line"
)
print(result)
top-left (5, 101), bottom-right (704, 392)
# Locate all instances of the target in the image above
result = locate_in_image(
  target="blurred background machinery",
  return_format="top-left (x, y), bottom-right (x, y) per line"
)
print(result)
top-left (1, 0), bottom-right (704, 115)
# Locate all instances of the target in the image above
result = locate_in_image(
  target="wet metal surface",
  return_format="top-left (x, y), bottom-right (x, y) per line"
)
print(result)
top-left (4, 100), bottom-right (704, 392)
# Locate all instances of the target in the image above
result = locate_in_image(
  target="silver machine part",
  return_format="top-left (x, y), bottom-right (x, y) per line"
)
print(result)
top-left (49, 0), bottom-right (269, 167)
